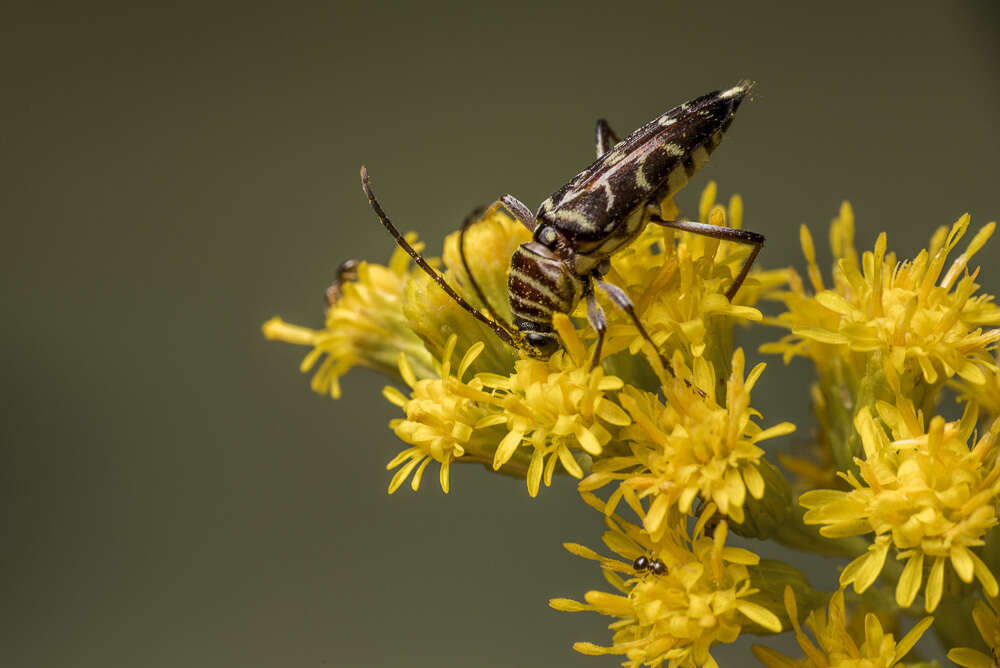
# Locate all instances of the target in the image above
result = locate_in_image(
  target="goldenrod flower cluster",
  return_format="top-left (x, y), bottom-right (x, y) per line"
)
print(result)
top-left (553, 502), bottom-right (780, 668)
top-left (801, 402), bottom-right (1000, 612)
top-left (265, 180), bottom-right (1000, 666)
top-left (263, 238), bottom-right (436, 398)
top-left (752, 587), bottom-right (933, 668)
top-left (581, 349), bottom-right (794, 529)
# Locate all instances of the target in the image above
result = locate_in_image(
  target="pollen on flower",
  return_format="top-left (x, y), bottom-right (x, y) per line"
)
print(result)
top-left (580, 349), bottom-right (795, 533)
top-left (552, 504), bottom-right (780, 668)
top-left (800, 402), bottom-right (1000, 611)
top-left (764, 207), bottom-right (1000, 393)
top-left (263, 241), bottom-right (436, 398)
top-left (751, 586), bottom-right (932, 668)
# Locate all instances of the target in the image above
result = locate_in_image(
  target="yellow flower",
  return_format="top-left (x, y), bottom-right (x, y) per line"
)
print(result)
top-left (551, 502), bottom-right (780, 668)
top-left (592, 183), bottom-right (773, 370)
top-left (752, 586), bottom-right (933, 668)
top-left (580, 349), bottom-right (795, 531)
top-left (480, 321), bottom-right (632, 497)
top-left (402, 206), bottom-right (528, 374)
top-left (694, 182), bottom-right (789, 309)
top-left (764, 205), bottom-right (1000, 393)
top-left (263, 241), bottom-right (435, 398)
top-left (947, 596), bottom-right (1000, 668)
top-left (954, 352), bottom-right (1000, 424)
top-left (383, 324), bottom-right (632, 497)
top-left (383, 336), bottom-right (509, 494)
top-left (800, 402), bottom-right (1000, 611)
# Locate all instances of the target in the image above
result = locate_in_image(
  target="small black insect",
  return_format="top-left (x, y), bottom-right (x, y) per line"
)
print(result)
top-left (360, 81), bottom-right (764, 370)
top-left (633, 555), bottom-right (667, 576)
top-left (324, 258), bottom-right (361, 309)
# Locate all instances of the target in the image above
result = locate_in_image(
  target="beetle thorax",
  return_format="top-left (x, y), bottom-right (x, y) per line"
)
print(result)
top-left (570, 206), bottom-right (649, 275)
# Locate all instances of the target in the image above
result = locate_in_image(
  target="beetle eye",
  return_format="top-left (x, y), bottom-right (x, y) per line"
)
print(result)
top-left (536, 225), bottom-right (558, 249)
top-left (524, 332), bottom-right (559, 356)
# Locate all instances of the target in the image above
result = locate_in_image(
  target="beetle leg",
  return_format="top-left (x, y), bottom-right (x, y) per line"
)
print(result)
top-left (595, 119), bottom-right (621, 158)
top-left (585, 291), bottom-right (607, 369)
top-left (499, 194), bottom-right (537, 232)
top-left (470, 194), bottom-right (537, 234)
top-left (648, 214), bottom-right (765, 301)
top-left (456, 191), bottom-right (536, 326)
top-left (458, 204), bottom-right (516, 332)
top-left (596, 279), bottom-right (708, 396)
top-left (361, 167), bottom-right (521, 348)
top-left (477, 194), bottom-right (537, 232)
top-left (594, 279), bottom-right (675, 378)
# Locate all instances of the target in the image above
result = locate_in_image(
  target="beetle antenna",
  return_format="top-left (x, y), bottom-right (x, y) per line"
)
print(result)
top-left (360, 167), bottom-right (520, 349)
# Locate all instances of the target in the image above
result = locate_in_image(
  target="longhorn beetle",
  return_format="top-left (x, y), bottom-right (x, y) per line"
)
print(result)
top-left (360, 80), bottom-right (764, 371)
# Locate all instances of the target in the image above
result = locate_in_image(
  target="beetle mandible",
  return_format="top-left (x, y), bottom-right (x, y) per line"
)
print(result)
top-left (360, 80), bottom-right (764, 371)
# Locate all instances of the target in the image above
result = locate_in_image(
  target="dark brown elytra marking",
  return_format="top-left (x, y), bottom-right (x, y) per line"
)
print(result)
top-left (361, 80), bottom-right (765, 372)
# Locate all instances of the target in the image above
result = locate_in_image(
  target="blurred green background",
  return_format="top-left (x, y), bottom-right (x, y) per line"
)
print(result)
top-left (3, 1), bottom-right (998, 666)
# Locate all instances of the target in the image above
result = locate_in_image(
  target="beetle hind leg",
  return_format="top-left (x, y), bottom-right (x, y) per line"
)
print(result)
top-left (648, 214), bottom-right (765, 301)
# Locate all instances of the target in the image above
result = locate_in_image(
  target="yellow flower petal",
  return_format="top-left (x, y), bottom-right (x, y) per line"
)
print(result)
top-left (951, 545), bottom-right (975, 583)
top-left (970, 550), bottom-right (1000, 597)
top-left (841, 541), bottom-right (888, 593)
top-left (549, 598), bottom-right (589, 612)
top-left (493, 430), bottom-right (524, 470)
top-left (947, 647), bottom-right (994, 668)
top-left (926, 556), bottom-right (945, 612)
top-left (893, 616), bottom-right (934, 663)
top-left (895, 552), bottom-right (924, 607)
top-left (735, 600), bottom-right (781, 632)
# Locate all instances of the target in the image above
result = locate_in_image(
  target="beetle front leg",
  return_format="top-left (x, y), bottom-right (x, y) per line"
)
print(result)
top-left (594, 279), bottom-right (675, 378)
top-left (585, 291), bottom-right (607, 369)
top-left (596, 279), bottom-right (708, 396)
top-left (458, 204), bottom-right (513, 330)
top-left (478, 194), bottom-right (536, 232)
top-left (648, 214), bottom-right (765, 301)
top-left (595, 119), bottom-right (621, 158)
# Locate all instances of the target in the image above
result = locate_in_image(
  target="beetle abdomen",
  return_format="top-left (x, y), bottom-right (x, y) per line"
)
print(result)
top-left (537, 81), bottom-right (753, 253)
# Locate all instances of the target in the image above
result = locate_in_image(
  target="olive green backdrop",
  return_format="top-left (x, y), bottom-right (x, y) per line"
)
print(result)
top-left (3, 1), bottom-right (998, 666)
